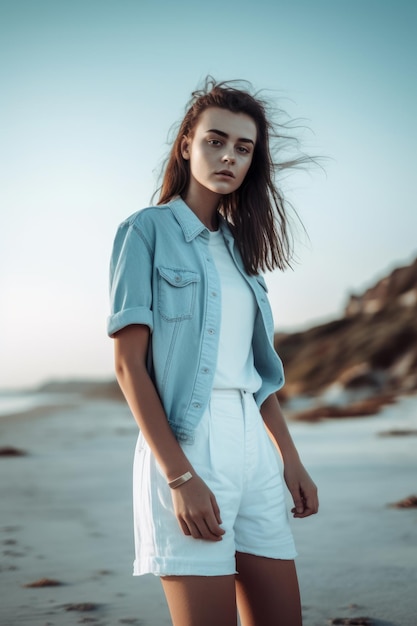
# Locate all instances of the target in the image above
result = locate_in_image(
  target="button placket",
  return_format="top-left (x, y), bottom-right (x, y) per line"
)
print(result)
top-left (189, 245), bottom-right (221, 424)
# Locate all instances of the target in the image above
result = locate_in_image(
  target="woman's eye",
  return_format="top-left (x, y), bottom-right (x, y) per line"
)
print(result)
top-left (237, 146), bottom-right (250, 154)
top-left (208, 139), bottom-right (222, 146)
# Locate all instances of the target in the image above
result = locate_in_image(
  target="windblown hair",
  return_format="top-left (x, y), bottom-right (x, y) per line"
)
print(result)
top-left (157, 77), bottom-right (311, 275)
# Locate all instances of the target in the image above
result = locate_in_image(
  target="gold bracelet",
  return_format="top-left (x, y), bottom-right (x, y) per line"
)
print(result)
top-left (168, 471), bottom-right (193, 489)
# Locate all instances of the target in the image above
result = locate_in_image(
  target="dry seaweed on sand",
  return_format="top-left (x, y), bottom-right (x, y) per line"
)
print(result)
top-left (388, 494), bottom-right (417, 508)
top-left (0, 446), bottom-right (28, 457)
top-left (64, 603), bottom-right (99, 612)
top-left (23, 577), bottom-right (63, 587)
top-left (378, 428), bottom-right (417, 437)
top-left (328, 618), bottom-right (373, 625)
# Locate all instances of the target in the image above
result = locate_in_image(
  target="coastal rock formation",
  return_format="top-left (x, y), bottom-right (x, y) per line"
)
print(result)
top-left (275, 255), bottom-right (417, 402)
top-left (345, 257), bottom-right (417, 317)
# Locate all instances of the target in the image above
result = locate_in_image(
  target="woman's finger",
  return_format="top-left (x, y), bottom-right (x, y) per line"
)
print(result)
top-left (178, 518), bottom-right (191, 535)
top-left (210, 492), bottom-right (223, 525)
top-left (187, 519), bottom-right (204, 539)
top-left (291, 488), bottom-right (319, 518)
top-left (203, 513), bottom-right (225, 539)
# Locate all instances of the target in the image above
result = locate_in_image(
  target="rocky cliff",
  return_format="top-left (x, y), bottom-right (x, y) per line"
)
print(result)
top-left (275, 256), bottom-right (417, 404)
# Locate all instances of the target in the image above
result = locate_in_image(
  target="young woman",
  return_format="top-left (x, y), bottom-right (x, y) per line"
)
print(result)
top-left (108, 79), bottom-right (318, 626)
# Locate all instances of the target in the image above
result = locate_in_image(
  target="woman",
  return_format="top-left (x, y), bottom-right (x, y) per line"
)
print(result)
top-left (108, 78), bottom-right (318, 626)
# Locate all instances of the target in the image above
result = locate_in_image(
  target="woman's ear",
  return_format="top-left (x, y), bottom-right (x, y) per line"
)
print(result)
top-left (181, 136), bottom-right (190, 160)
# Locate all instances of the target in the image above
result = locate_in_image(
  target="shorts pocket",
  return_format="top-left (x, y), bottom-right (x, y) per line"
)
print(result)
top-left (136, 430), bottom-right (147, 452)
top-left (157, 266), bottom-right (200, 321)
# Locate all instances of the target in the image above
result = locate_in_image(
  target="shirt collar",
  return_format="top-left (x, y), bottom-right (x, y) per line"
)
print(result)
top-left (169, 197), bottom-right (208, 242)
top-left (169, 196), bottom-right (236, 245)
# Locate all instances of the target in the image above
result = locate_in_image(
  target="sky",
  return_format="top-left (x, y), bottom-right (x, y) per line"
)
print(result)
top-left (1, 0), bottom-right (416, 389)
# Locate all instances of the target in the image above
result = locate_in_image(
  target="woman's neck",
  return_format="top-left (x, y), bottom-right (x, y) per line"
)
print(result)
top-left (182, 187), bottom-right (220, 231)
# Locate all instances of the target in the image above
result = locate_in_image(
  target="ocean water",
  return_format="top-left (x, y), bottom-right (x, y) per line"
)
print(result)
top-left (0, 390), bottom-right (79, 418)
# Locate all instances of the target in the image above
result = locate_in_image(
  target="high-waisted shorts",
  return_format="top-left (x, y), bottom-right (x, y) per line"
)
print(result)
top-left (132, 389), bottom-right (297, 576)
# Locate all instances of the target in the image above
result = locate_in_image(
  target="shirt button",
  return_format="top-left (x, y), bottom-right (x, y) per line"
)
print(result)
top-left (208, 328), bottom-right (215, 335)
top-left (192, 402), bottom-right (202, 409)
top-left (211, 291), bottom-right (217, 297)
top-left (202, 367), bottom-right (210, 374)
top-left (175, 275), bottom-right (181, 283)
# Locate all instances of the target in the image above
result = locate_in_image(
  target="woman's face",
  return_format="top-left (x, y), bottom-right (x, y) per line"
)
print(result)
top-left (181, 107), bottom-right (257, 200)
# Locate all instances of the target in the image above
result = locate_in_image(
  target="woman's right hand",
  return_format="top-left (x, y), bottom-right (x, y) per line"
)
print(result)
top-left (114, 326), bottom-right (224, 542)
top-left (170, 475), bottom-right (225, 542)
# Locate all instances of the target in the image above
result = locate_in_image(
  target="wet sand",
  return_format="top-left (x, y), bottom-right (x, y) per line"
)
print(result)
top-left (1, 395), bottom-right (416, 625)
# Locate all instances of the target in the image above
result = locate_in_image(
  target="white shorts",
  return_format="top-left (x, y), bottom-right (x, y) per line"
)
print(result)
top-left (132, 389), bottom-right (297, 576)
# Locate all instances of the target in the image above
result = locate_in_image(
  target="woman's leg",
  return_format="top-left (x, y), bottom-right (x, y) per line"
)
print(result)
top-left (161, 574), bottom-right (238, 626)
top-left (235, 552), bottom-right (302, 626)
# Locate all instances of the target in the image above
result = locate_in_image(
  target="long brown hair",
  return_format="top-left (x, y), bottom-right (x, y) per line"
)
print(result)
top-left (157, 77), bottom-right (312, 275)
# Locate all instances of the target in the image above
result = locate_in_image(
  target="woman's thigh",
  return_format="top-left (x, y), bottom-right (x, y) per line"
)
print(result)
top-left (161, 574), bottom-right (238, 626)
top-left (235, 552), bottom-right (302, 626)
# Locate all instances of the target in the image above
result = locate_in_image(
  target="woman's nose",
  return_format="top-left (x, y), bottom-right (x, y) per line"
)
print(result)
top-left (222, 150), bottom-right (235, 164)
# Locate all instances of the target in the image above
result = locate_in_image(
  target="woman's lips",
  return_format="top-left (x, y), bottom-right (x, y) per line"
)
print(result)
top-left (216, 170), bottom-right (235, 178)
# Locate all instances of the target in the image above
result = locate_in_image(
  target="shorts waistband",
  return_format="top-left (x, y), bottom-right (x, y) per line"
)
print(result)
top-left (211, 388), bottom-right (251, 399)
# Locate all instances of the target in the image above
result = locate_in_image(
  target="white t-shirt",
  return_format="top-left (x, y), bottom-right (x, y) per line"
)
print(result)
top-left (208, 229), bottom-right (262, 393)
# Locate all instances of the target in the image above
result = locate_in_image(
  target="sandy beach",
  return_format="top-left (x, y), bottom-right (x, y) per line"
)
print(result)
top-left (1, 393), bottom-right (416, 626)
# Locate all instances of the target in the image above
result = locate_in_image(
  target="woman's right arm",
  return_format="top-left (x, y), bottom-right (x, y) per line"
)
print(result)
top-left (113, 324), bottom-right (225, 542)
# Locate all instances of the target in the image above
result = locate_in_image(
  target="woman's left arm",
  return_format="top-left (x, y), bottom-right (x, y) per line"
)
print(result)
top-left (260, 393), bottom-right (319, 518)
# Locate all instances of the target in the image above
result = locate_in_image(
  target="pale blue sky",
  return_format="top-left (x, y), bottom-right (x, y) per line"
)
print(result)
top-left (1, 0), bottom-right (416, 388)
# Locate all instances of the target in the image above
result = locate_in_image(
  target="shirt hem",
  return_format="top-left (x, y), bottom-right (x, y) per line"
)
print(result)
top-left (107, 307), bottom-right (153, 337)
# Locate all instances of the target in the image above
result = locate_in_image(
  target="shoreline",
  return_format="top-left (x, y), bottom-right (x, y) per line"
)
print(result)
top-left (0, 402), bottom-right (80, 425)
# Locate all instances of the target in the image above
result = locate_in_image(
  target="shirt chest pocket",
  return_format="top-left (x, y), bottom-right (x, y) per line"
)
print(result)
top-left (157, 266), bottom-right (200, 321)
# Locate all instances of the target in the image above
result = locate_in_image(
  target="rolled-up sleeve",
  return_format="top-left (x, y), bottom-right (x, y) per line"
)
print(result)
top-left (107, 221), bottom-right (154, 337)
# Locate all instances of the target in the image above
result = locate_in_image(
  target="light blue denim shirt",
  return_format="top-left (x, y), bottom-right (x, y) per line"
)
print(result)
top-left (107, 197), bottom-right (284, 443)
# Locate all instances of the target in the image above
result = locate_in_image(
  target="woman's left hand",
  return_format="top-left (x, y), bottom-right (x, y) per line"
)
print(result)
top-left (284, 461), bottom-right (319, 518)
top-left (260, 393), bottom-right (319, 518)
